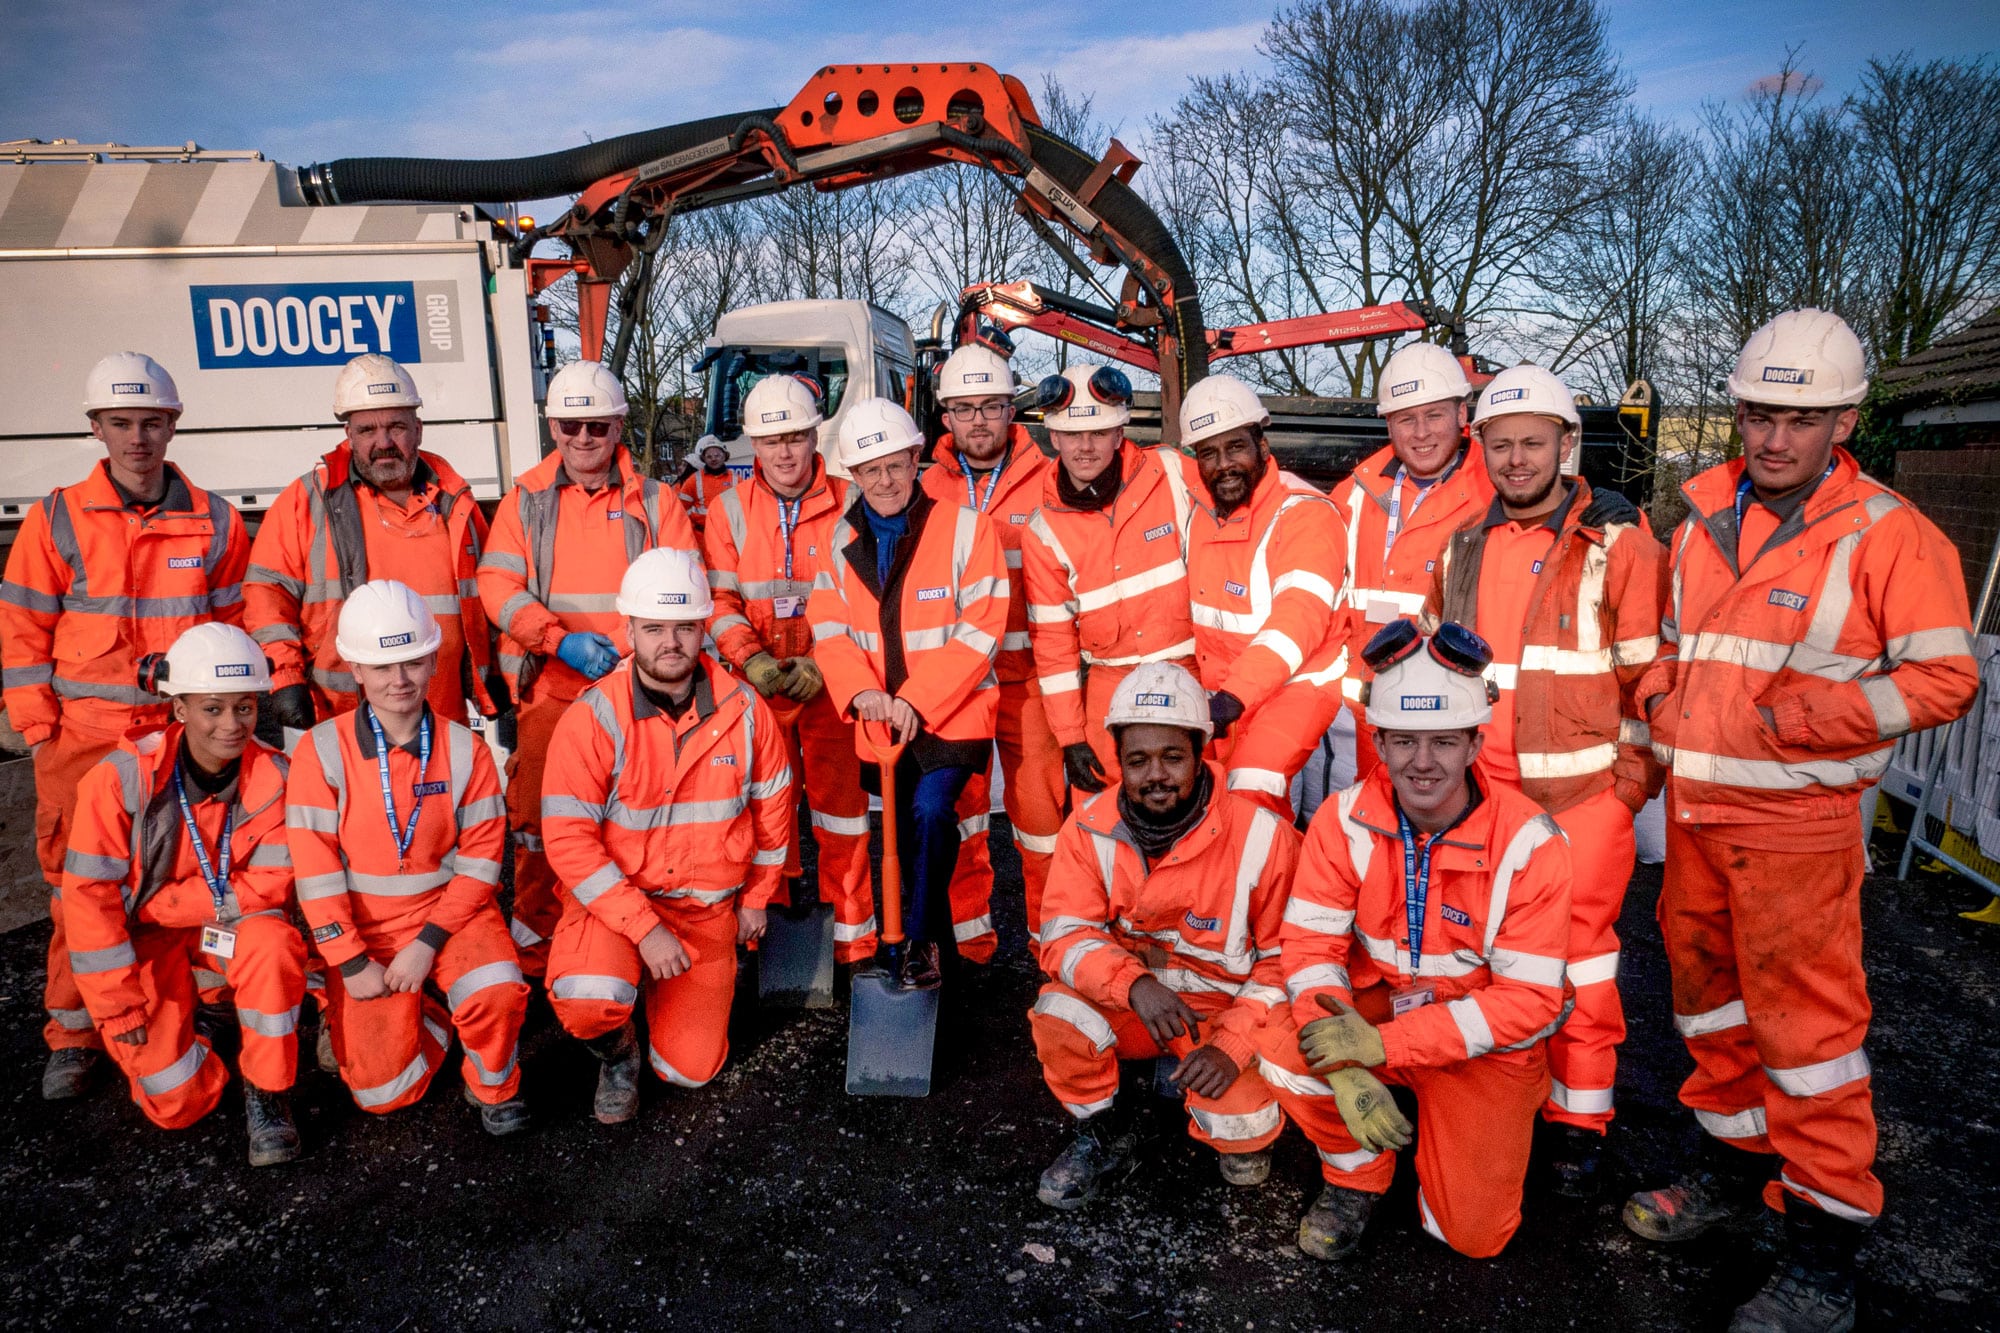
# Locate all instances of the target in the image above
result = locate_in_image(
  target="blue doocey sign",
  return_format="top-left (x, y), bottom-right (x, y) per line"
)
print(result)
top-left (189, 281), bottom-right (459, 370)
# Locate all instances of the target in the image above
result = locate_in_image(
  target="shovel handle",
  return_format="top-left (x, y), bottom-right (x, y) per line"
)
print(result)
top-left (861, 721), bottom-right (907, 946)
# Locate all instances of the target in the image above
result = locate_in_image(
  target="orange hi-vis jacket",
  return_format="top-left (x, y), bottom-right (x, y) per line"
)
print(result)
top-left (1187, 464), bottom-right (1351, 708)
top-left (676, 466), bottom-right (736, 536)
top-left (921, 425), bottom-right (1056, 684)
top-left (1638, 449), bottom-right (1977, 841)
top-left (1280, 764), bottom-right (1573, 1069)
top-left (1430, 481), bottom-right (1668, 814)
top-left (61, 727), bottom-right (293, 1035)
top-left (1, 463), bottom-right (248, 745)
top-left (540, 657), bottom-right (794, 938)
top-left (478, 448), bottom-right (696, 701)
top-left (1333, 444), bottom-right (1494, 701)
top-left (244, 444), bottom-right (498, 719)
top-left (1022, 439), bottom-right (1200, 749)
top-left (286, 707), bottom-right (508, 968)
top-left (809, 488), bottom-right (1010, 751)
top-left (705, 459), bottom-right (852, 668)
top-left (1036, 763), bottom-right (1300, 1070)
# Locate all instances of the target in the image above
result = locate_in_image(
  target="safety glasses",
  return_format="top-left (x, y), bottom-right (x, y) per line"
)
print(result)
top-left (553, 419), bottom-right (615, 438)
top-left (1360, 619), bottom-right (1493, 676)
top-left (1034, 364), bottom-right (1134, 414)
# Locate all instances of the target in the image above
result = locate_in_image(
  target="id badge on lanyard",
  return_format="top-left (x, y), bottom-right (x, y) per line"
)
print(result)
top-left (774, 496), bottom-right (807, 618)
top-left (1392, 807), bottom-right (1436, 1015)
top-left (368, 706), bottom-right (434, 867)
top-left (175, 763), bottom-right (237, 956)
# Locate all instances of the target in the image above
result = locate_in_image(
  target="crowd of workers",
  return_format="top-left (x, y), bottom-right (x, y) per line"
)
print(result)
top-left (0, 305), bottom-right (1976, 1333)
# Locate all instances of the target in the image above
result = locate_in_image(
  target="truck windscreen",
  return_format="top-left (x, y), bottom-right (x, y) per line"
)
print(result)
top-left (705, 347), bottom-right (849, 439)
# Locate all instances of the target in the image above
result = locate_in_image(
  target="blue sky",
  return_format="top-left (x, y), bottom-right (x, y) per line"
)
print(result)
top-left (3, 2), bottom-right (1994, 169)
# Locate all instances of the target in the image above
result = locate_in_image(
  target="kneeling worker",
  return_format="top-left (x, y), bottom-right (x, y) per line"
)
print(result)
top-left (62, 624), bottom-right (306, 1163)
top-left (541, 549), bottom-right (793, 1122)
top-left (1261, 621), bottom-right (1573, 1260)
top-left (1030, 664), bottom-right (1298, 1208)
top-left (288, 581), bottom-right (530, 1136)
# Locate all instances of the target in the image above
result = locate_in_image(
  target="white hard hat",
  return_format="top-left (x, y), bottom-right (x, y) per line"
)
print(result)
top-left (833, 397), bottom-right (924, 469)
top-left (332, 353), bottom-right (421, 418)
top-left (741, 374), bottom-right (824, 438)
top-left (616, 547), bottom-right (714, 621)
top-left (1375, 342), bottom-right (1472, 416)
top-left (696, 434), bottom-right (728, 457)
top-left (936, 345), bottom-right (1015, 401)
top-left (1364, 624), bottom-right (1494, 730)
top-left (1103, 662), bottom-right (1213, 740)
top-left (161, 623), bottom-right (270, 696)
top-left (1040, 364), bottom-right (1131, 432)
top-left (546, 360), bottom-right (630, 419)
top-left (1178, 374), bottom-right (1269, 447)
top-left (334, 580), bottom-right (443, 665)
top-left (83, 352), bottom-right (182, 416)
top-left (1726, 308), bottom-right (1869, 408)
top-left (1473, 364), bottom-right (1580, 431)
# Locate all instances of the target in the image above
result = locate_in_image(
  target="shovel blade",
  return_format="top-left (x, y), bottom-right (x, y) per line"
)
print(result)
top-left (844, 971), bottom-right (938, 1096)
top-left (758, 906), bottom-right (836, 1009)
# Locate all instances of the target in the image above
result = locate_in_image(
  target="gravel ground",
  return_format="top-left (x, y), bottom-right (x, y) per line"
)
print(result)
top-left (0, 822), bottom-right (1995, 1332)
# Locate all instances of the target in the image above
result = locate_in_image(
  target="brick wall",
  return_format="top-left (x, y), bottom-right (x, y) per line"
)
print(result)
top-left (1895, 446), bottom-right (2000, 609)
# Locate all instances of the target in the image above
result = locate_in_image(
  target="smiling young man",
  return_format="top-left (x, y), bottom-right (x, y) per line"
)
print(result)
top-left (1425, 364), bottom-right (1667, 1196)
top-left (1624, 310), bottom-right (1977, 1332)
top-left (1, 351), bottom-right (251, 1101)
top-left (1259, 622), bottom-right (1573, 1262)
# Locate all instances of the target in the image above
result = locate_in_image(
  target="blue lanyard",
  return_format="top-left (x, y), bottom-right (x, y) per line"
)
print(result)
top-left (366, 705), bottom-right (432, 860)
top-left (1395, 806), bottom-right (1435, 973)
top-left (962, 454), bottom-right (1002, 513)
top-left (172, 762), bottom-right (234, 913)
top-left (1734, 460), bottom-right (1835, 533)
top-left (777, 495), bottom-right (803, 583)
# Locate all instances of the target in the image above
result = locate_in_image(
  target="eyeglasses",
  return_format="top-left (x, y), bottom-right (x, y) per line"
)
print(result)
top-left (1360, 619), bottom-right (1493, 676)
top-left (552, 419), bottom-right (615, 438)
top-left (944, 401), bottom-right (1012, 421)
top-left (1035, 364), bottom-right (1133, 414)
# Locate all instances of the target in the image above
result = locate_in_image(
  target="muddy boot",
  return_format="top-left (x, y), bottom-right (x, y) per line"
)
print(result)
top-left (587, 1021), bottom-right (642, 1125)
top-left (315, 1023), bottom-right (339, 1075)
top-left (1549, 1123), bottom-right (1606, 1200)
top-left (1298, 1184), bottom-right (1380, 1261)
top-left (1624, 1137), bottom-right (1774, 1242)
top-left (244, 1087), bottom-right (301, 1167)
top-left (1037, 1109), bottom-right (1136, 1210)
top-left (462, 1084), bottom-right (532, 1137)
top-left (1218, 1149), bottom-right (1271, 1187)
top-left (1729, 1203), bottom-right (1863, 1333)
top-left (41, 1047), bottom-right (102, 1101)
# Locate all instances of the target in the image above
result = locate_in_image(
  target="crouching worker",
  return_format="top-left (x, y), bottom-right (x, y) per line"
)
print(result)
top-left (287, 581), bottom-right (530, 1136)
top-left (1260, 621), bottom-right (1573, 1260)
top-left (1030, 664), bottom-right (1299, 1209)
top-left (62, 624), bottom-right (305, 1164)
top-left (541, 550), bottom-right (792, 1123)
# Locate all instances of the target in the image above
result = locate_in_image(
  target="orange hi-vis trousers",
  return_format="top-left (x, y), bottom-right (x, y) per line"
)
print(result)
top-left (770, 692), bottom-right (873, 963)
top-left (949, 679), bottom-right (1066, 953)
top-left (36, 715), bottom-right (127, 1052)
top-left (503, 685), bottom-right (575, 977)
top-left (1660, 817), bottom-right (1882, 1224)
top-left (324, 906), bottom-right (528, 1112)
top-left (1543, 788), bottom-right (1635, 1133)
top-left (549, 897), bottom-right (740, 1090)
top-left (1029, 981), bottom-right (1283, 1154)
top-left (1217, 677), bottom-right (1346, 819)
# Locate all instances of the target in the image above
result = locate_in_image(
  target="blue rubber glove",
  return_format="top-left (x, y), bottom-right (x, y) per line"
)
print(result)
top-left (556, 631), bottom-right (620, 680)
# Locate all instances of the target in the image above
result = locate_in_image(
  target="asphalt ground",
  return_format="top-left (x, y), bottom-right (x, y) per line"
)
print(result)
top-left (1, 820), bottom-right (1996, 1332)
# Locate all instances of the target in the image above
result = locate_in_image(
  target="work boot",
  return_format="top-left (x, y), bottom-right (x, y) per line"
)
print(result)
top-left (40, 1047), bottom-right (102, 1101)
top-left (315, 1023), bottom-right (339, 1075)
top-left (1728, 1203), bottom-right (1864, 1333)
top-left (1549, 1123), bottom-right (1606, 1199)
top-left (1624, 1139), bottom-right (1774, 1242)
top-left (1297, 1184), bottom-right (1380, 1261)
top-left (586, 1021), bottom-right (642, 1125)
top-left (899, 940), bottom-right (942, 991)
top-left (1037, 1112), bottom-right (1137, 1210)
top-left (1217, 1149), bottom-right (1271, 1187)
top-left (462, 1084), bottom-right (532, 1137)
top-left (244, 1087), bottom-right (301, 1167)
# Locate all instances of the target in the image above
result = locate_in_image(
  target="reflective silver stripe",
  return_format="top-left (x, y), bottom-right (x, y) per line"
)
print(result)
top-left (447, 960), bottom-right (525, 1010)
top-left (508, 916), bottom-right (545, 949)
top-left (1282, 898), bottom-right (1354, 936)
top-left (57, 593), bottom-right (218, 618)
top-left (459, 795), bottom-right (506, 826)
top-left (295, 871), bottom-right (349, 902)
top-left (347, 866), bottom-right (456, 896)
top-left (1517, 743), bottom-right (1618, 780)
top-left (810, 810), bottom-right (870, 837)
top-left (63, 849), bottom-right (129, 881)
top-left (1859, 675), bottom-right (1910, 740)
top-left (287, 805), bottom-right (339, 833)
top-left (246, 562), bottom-right (305, 595)
top-left (48, 1005), bottom-right (95, 1030)
top-left (1039, 915), bottom-right (1102, 944)
top-left (245, 843), bottom-right (291, 868)
top-left (0, 583), bottom-right (62, 614)
top-left (1013, 826), bottom-right (1060, 855)
top-left (1225, 766), bottom-right (1288, 797)
top-left (70, 941), bottom-right (138, 973)
top-left (478, 550), bottom-right (528, 575)
top-left (542, 794), bottom-right (608, 822)
top-left (1319, 1145), bottom-right (1382, 1171)
top-left (1031, 989), bottom-right (1116, 1050)
top-left (1764, 1048), bottom-right (1871, 1097)
top-left (584, 689), bottom-right (626, 780)
top-left (1566, 951), bottom-right (1620, 987)
top-left (1885, 626), bottom-right (1974, 661)
top-left (550, 974), bottom-right (638, 1006)
top-left (1610, 634), bottom-right (1660, 666)
top-left (571, 862), bottom-right (624, 906)
top-left (605, 795), bottom-right (747, 831)
top-left (1483, 815), bottom-right (1559, 956)
top-left (747, 769), bottom-right (791, 801)
top-left (1778, 1171), bottom-right (1876, 1223)
top-left (1256, 1055), bottom-right (1336, 1098)
top-left (1417, 1188), bottom-right (1447, 1245)
top-left (1057, 937), bottom-right (1110, 988)
top-left (1695, 1105), bottom-right (1767, 1140)
top-left (137, 1041), bottom-right (210, 1096)
top-left (648, 885), bottom-right (740, 905)
top-left (310, 664), bottom-right (356, 693)
top-left (237, 1004), bottom-right (299, 1038)
top-left (53, 678), bottom-right (154, 705)
top-left (1250, 626), bottom-right (1304, 673)
top-left (1447, 995), bottom-right (1494, 1058)
top-left (1354, 929), bottom-right (1483, 978)
top-left (464, 1041), bottom-right (519, 1088)
top-left (1672, 748), bottom-right (1888, 790)
top-left (1488, 948), bottom-right (1567, 988)
top-left (833, 915), bottom-right (878, 943)
top-left (953, 913), bottom-right (994, 942)
top-left (497, 591), bottom-right (542, 635)
top-left (1189, 1103), bottom-right (1281, 1143)
top-left (1548, 1078), bottom-right (1614, 1114)
top-left (1619, 717), bottom-right (1651, 746)
top-left (1518, 644), bottom-right (1613, 675)
top-left (1061, 1094), bottom-right (1117, 1119)
top-left (351, 1047), bottom-right (431, 1109)
top-left (2, 662), bottom-right (54, 687)
top-left (752, 848), bottom-right (787, 867)
top-left (548, 592), bottom-right (621, 615)
top-left (958, 812), bottom-right (990, 839)
top-left (1284, 962), bottom-right (1350, 999)
top-left (649, 1046), bottom-right (711, 1089)
top-left (457, 856), bottom-right (503, 886)
top-left (1675, 999), bottom-right (1748, 1037)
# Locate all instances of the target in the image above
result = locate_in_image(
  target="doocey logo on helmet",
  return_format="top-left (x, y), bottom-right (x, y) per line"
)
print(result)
top-left (1390, 379), bottom-right (1422, 397)
top-left (1190, 412), bottom-right (1217, 430)
top-left (761, 410), bottom-right (791, 423)
top-left (1401, 695), bottom-right (1446, 710)
top-left (1761, 366), bottom-right (1814, 385)
top-left (656, 592), bottom-right (689, 605)
top-left (1489, 387), bottom-right (1527, 404)
top-left (563, 395), bottom-right (596, 407)
top-left (190, 280), bottom-right (461, 371)
top-left (112, 381), bottom-right (151, 395)
top-left (962, 372), bottom-right (991, 383)
top-left (379, 632), bottom-right (414, 648)
top-left (215, 663), bottom-right (254, 678)
top-left (858, 430), bottom-right (887, 448)
top-left (1134, 693), bottom-right (1173, 707)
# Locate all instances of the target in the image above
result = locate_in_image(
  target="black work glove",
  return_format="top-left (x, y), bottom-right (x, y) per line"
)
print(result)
top-left (1207, 690), bottom-right (1247, 739)
top-left (268, 683), bottom-right (317, 731)
top-left (482, 668), bottom-right (513, 717)
top-left (1062, 742), bottom-right (1109, 794)
top-left (1579, 486), bottom-right (1641, 529)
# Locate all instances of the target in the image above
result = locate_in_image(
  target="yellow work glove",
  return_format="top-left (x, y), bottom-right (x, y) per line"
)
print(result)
top-left (779, 655), bottom-right (825, 702)
top-left (742, 651), bottom-right (787, 698)
top-left (1326, 1067), bottom-right (1413, 1153)
top-left (1298, 994), bottom-right (1387, 1073)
